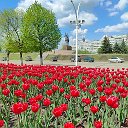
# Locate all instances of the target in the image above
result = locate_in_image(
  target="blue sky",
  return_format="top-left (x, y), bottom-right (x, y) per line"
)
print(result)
top-left (0, 0), bottom-right (128, 46)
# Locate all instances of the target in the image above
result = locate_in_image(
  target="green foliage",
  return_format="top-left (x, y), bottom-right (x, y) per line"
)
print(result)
top-left (112, 40), bottom-right (128, 54)
top-left (100, 36), bottom-right (113, 54)
top-left (97, 48), bottom-right (102, 54)
top-left (22, 1), bottom-right (61, 53)
top-left (78, 50), bottom-right (91, 54)
top-left (0, 45), bottom-right (2, 52)
top-left (120, 39), bottom-right (128, 54)
top-left (113, 42), bottom-right (121, 53)
top-left (0, 9), bottom-right (27, 53)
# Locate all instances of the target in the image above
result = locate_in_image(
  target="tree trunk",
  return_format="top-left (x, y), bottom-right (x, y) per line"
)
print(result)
top-left (40, 50), bottom-right (43, 65)
top-left (7, 51), bottom-right (10, 64)
top-left (20, 51), bottom-right (23, 65)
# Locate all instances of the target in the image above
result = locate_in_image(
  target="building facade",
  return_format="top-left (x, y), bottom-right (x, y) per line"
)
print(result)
top-left (71, 34), bottom-right (128, 53)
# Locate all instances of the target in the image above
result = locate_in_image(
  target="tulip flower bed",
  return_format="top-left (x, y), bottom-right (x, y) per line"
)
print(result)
top-left (0, 63), bottom-right (128, 128)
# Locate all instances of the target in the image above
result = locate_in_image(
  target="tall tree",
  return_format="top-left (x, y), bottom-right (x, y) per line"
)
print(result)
top-left (22, 1), bottom-right (61, 65)
top-left (100, 36), bottom-right (112, 53)
top-left (120, 39), bottom-right (128, 54)
top-left (113, 42), bottom-right (121, 53)
top-left (0, 9), bottom-right (26, 65)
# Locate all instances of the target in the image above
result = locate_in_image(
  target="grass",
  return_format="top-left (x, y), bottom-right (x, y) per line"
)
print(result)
top-left (0, 52), bottom-right (39, 60)
top-left (45, 54), bottom-right (128, 61)
top-left (0, 52), bottom-right (128, 62)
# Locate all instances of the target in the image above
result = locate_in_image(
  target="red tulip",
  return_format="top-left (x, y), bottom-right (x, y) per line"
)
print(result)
top-left (37, 83), bottom-right (44, 90)
top-left (29, 97), bottom-right (37, 105)
top-left (120, 93), bottom-right (127, 98)
top-left (14, 89), bottom-right (23, 97)
top-left (64, 122), bottom-right (75, 128)
top-left (46, 89), bottom-right (53, 96)
top-left (69, 85), bottom-right (76, 91)
top-left (70, 89), bottom-right (80, 97)
top-left (106, 96), bottom-right (119, 107)
top-left (52, 107), bottom-right (63, 117)
top-left (117, 86), bottom-right (125, 93)
top-left (99, 96), bottom-right (106, 102)
top-left (94, 120), bottom-right (102, 128)
top-left (60, 104), bottom-right (68, 112)
top-left (0, 84), bottom-right (7, 89)
top-left (35, 94), bottom-right (43, 101)
top-left (2, 88), bottom-right (10, 96)
top-left (79, 82), bottom-right (85, 89)
top-left (89, 89), bottom-right (96, 95)
top-left (71, 79), bottom-right (75, 84)
top-left (85, 79), bottom-right (92, 86)
top-left (104, 88), bottom-right (113, 95)
top-left (82, 98), bottom-right (91, 105)
top-left (20, 93), bottom-right (26, 99)
top-left (59, 88), bottom-right (65, 93)
top-left (31, 103), bottom-right (40, 113)
top-left (115, 78), bottom-right (120, 83)
top-left (90, 106), bottom-right (99, 114)
top-left (52, 85), bottom-right (59, 92)
top-left (11, 102), bottom-right (28, 114)
top-left (97, 86), bottom-right (103, 92)
top-left (97, 80), bottom-right (104, 86)
top-left (111, 102), bottom-right (119, 109)
top-left (63, 78), bottom-right (68, 83)
top-left (22, 83), bottom-right (30, 91)
top-left (82, 87), bottom-right (87, 92)
top-left (43, 98), bottom-right (51, 107)
top-left (64, 94), bottom-right (71, 100)
top-left (0, 120), bottom-right (4, 127)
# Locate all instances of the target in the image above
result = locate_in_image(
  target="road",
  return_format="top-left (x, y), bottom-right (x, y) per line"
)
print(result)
top-left (0, 60), bottom-right (128, 69)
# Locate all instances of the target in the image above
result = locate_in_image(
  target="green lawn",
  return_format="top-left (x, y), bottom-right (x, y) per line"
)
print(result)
top-left (0, 52), bottom-right (39, 60)
top-left (46, 54), bottom-right (128, 61)
top-left (0, 52), bottom-right (128, 61)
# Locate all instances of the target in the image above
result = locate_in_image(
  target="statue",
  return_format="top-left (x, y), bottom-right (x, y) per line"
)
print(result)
top-left (64, 33), bottom-right (69, 45)
top-left (62, 33), bottom-right (72, 50)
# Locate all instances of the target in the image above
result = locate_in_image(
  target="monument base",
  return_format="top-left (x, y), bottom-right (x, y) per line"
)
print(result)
top-left (62, 45), bottom-right (72, 50)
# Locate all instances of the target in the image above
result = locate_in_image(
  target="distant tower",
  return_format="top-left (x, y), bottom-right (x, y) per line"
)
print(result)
top-left (64, 33), bottom-right (69, 45)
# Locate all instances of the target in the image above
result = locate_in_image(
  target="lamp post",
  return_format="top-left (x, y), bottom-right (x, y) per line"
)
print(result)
top-left (70, 0), bottom-right (85, 66)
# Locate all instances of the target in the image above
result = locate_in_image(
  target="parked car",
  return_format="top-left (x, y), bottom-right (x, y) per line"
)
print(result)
top-left (108, 57), bottom-right (125, 63)
top-left (71, 56), bottom-right (81, 62)
top-left (83, 56), bottom-right (94, 62)
top-left (52, 56), bottom-right (58, 61)
top-left (1, 57), bottom-right (7, 61)
top-left (25, 56), bottom-right (33, 61)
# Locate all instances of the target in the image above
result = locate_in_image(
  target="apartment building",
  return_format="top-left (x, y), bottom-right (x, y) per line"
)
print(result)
top-left (71, 34), bottom-right (128, 53)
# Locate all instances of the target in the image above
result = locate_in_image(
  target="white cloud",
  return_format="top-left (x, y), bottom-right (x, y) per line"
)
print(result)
top-left (95, 22), bottom-right (128, 33)
top-left (57, 12), bottom-right (98, 27)
top-left (121, 12), bottom-right (128, 21)
top-left (72, 28), bottom-right (88, 36)
top-left (107, 0), bottom-right (128, 17)
top-left (17, 0), bottom-right (101, 17)
top-left (114, 0), bottom-right (128, 10)
top-left (17, 0), bottom-right (99, 28)
top-left (109, 11), bottom-right (119, 16)
top-left (100, 0), bottom-right (112, 7)
top-left (105, 1), bottom-right (112, 7)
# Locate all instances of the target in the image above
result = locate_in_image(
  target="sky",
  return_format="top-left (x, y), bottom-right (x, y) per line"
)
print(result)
top-left (0, 0), bottom-right (128, 47)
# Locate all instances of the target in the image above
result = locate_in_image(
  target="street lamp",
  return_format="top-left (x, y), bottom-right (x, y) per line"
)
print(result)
top-left (70, 0), bottom-right (85, 66)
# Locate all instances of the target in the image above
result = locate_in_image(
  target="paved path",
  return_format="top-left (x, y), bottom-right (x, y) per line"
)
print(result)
top-left (0, 60), bottom-right (128, 69)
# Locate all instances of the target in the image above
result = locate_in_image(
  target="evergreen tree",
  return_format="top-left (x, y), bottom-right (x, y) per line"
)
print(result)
top-left (120, 39), bottom-right (128, 54)
top-left (113, 42), bottom-right (121, 53)
top-left (100, 36), bottom-right (112, 53)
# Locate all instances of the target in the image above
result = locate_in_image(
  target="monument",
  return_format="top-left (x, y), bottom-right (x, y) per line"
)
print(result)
top-left (62, 33), bottom-right (72, 50)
